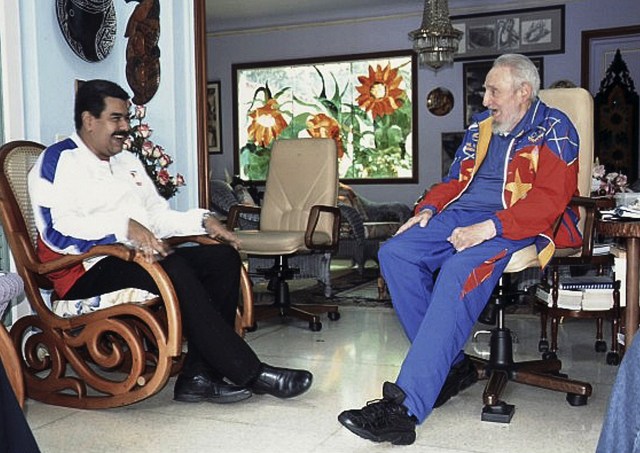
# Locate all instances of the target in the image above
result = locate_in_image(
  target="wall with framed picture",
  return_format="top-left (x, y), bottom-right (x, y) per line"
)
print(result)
top-left (206, 81), bottom-right (222, 154)
top-left (452, 6), bottom-right (564, 62)
top-left (209, 0), bottom-right (640, 205)
top-left (232, 50), bottom-right (417, 183)
top-left (462, 57), bottom-right (544, 127)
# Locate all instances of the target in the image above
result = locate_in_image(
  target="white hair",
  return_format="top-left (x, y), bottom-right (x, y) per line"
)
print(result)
top-left (493, 54), bottom-right (540, 101)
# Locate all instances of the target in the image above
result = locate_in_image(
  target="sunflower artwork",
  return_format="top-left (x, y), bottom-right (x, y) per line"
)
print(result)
top-left (234, 52), bottom-right (416, 182)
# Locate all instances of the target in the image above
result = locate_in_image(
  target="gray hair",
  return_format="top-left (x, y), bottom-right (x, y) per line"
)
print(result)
top-left (492, 54), bottom-right (540, 101)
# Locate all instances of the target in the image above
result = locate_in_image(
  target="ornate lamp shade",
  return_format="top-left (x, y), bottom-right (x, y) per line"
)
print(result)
top-left (409, 0), bottom-right (463, 70)
top-left (56, 0), bottom-right (116, 63)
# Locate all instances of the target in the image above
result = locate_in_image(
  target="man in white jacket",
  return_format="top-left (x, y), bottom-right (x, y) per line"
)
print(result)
top-left (28, 79), bottom-right (312, 404)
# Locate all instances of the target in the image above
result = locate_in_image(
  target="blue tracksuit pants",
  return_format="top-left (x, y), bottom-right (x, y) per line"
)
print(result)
top-left (379, 208), bottom-right (535, 423)
top-left (597, 331), bottom-right (640, 453)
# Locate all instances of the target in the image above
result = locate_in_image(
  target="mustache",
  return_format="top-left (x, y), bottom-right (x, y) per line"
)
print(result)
top-left (112, 132), bottom-right (128, 139)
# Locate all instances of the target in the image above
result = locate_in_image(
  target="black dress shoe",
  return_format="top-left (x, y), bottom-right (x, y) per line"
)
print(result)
top-left (433, 354), bottom-right (478, 408)
top-left (250, 364), bottom-right (312, 398)
top-left (174, 372), bottom-right (252, 404)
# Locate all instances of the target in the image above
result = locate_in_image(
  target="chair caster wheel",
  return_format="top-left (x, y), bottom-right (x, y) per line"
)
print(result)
top-left (246, 323), bottom-right (258, 333)
top-left (542, 351), bottom-right (557, 360)
top-left (309, 321), bottom-right (322, 332)
top-left (595, 340), bottom-right (607, 353)
top-left (566, 393), bottom-right (588, 406)
top-left (538, 339), bottom-right (549, 352)
top-left (606, 352), bottom-right (620, 366)
top-left (328, 311), bottom-right (340, 321)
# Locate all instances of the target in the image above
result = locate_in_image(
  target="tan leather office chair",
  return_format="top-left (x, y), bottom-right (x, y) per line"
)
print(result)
top-left (0, 140), bottom-right (254, 409)
top-left (470, 88), bottom-right (606, 423)
top-left (229, 138), bottom-right (341, 332)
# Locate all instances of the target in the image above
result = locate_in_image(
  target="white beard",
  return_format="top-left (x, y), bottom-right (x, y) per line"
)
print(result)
top-left (492, 121), bottom-right (512, 135)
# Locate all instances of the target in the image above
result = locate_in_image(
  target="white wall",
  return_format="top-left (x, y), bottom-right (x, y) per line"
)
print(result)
top-left (9, 1), bottom-right (200, 211)
top-left (208, 0), bottom-right (640, 205)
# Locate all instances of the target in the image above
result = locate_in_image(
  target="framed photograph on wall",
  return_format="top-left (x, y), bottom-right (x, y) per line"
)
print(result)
top-left (207, 81), bottom-right (222, 154)
top-left (232, 50), bottom-right (417, 183)
top-left (451, 6), bottom-right (564, 61)
top-left (462, 57), bottom-right (544, 127)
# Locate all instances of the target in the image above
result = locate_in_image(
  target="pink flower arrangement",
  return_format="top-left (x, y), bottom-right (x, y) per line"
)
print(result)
top-left (124, 105), bottom-right (185, 199)
top-left (591, 163), bottom-right (628, 196)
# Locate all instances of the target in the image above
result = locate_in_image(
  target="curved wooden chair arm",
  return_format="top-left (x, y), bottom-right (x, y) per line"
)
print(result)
top-left (33, 243), bottom-right (136, 275)
top-left (571, 196), bottom-right (615, 257)
top-left (0, 324), bottom-right (25, 408)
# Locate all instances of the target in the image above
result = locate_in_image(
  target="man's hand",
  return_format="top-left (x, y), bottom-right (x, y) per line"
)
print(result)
top-left (447, 219), bottom-right (496, 252)
top-left (203, 215), bottom-right (240, 249)
top-left (395, 210), bottom-right (433, 235)
top-left (127, 219), bottom-right (172, 263)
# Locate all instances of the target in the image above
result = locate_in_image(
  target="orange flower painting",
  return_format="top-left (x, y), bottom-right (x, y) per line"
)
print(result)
top-left (355, 64), bottom-right (405, 120)
top-left (247, 98), bottom-right (288, 147)
top-left (236, 53), bottom-right (414, 181)
top-left (306, 113), bottom-right (344, 158)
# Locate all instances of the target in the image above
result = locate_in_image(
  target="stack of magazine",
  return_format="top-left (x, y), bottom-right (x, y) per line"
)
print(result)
top-left (535, 275), bottom-right (622, 311)
top-left (600, 198), bottom-right (640, 219)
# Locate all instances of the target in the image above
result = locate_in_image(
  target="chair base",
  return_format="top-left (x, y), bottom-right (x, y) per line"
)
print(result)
top-left (469, 327), bottom-right (592, 424)
top-left (253, 273), bottom-right (340, 332)
top-left (254, 302), bottom-right (340, 332)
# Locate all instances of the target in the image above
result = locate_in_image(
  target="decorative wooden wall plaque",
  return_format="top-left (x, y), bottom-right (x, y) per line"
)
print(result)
top-left (124, 0), bottom-right (161, 105)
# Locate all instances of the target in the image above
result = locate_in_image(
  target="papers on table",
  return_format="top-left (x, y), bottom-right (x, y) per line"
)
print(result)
top-left (600, 206), bottom-right (640, 219)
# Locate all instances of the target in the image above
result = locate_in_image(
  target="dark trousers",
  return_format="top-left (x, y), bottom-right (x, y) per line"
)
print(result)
top-left (0, 362), bottom-right (40, 453)
top-left (64, 244), bottom-right (261, 385)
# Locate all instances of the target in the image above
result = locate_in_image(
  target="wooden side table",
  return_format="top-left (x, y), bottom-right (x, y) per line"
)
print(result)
top-left (597, 219), bottom-right (640, 346)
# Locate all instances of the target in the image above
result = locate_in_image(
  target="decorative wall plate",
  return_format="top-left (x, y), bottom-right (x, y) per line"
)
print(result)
top-left (56, 0), bottom-right (116, 63)
top-left (427, 87), bottom-right (454, 116)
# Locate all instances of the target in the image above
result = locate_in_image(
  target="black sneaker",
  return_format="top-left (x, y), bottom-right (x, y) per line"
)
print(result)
top-left (338, 382), bottom-right (417, 445)
top-left (433, 354), bottom-right (478, 408)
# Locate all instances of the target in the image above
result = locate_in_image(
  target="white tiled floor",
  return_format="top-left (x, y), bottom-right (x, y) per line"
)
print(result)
top-left (26, 305), bottom-right (620, 453)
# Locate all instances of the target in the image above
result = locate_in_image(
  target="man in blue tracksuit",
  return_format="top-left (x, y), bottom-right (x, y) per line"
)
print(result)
top-left (338, 54), bottom-right (582, 445)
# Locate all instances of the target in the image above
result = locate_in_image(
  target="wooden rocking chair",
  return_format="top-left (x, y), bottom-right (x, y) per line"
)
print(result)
top-left (0, 140), bottom-right (254, 409)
